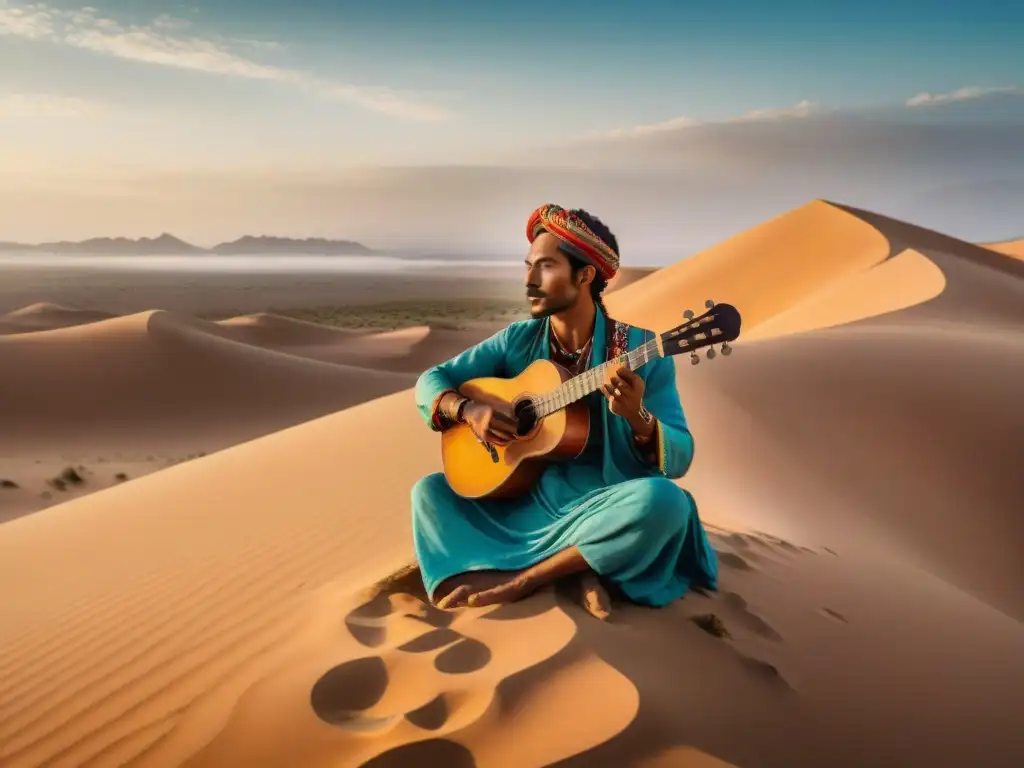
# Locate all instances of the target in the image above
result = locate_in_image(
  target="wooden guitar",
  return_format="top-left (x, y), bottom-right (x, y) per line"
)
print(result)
top-left (440, 300), bottom-right (742, 500)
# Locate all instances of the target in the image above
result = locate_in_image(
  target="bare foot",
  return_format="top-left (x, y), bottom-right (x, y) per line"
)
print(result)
top-left (437, 585), bottom-right (473, 610)
top-left (434, 570), bottom-right (518, 610)
top-left (466, 573), bottom-right (536, 607)
top-left (579, 572), bottom-right (611, 621)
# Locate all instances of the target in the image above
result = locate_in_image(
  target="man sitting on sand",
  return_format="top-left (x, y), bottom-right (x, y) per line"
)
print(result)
top-left (411, 203), bottom-right (718, 616)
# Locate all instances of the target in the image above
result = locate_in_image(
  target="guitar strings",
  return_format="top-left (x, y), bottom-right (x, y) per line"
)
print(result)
top-left (533, 337), bottom-right (661, 418)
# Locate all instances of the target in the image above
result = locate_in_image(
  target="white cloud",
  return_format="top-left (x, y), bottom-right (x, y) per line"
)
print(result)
top-left (730, 99), bottom-right (819, 122)
top-left (905, 85), bottom-right (1022, 107)
top-left (0, 1), bottom-right (54, 38)
top-left (151, 13), bottom-right (191, 32)
top-left (578, 83), bottom-right (1023, 155)
top-left (525, 87), bottom-right (1024, 193)
top-left (0, 1), bottom-right (448, 121)
top-left (599, 115), bottom-right (701, 139)
top-left (595, 99), bottom-right (821, 140)
top-left (0, 92), bottom-right (95, 117)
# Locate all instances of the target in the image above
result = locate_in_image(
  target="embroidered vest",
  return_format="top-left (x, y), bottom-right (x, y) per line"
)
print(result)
top-left (605, 316), bottom-right (630, 362)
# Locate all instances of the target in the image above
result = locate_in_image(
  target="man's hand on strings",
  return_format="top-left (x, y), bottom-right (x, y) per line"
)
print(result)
top-left (463, 401), bottom-right (517, 446)
top-left (601, 365), bottom-right (645, 419)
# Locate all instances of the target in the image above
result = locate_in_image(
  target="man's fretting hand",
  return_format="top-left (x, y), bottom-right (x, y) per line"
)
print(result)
top-left (601, 365), bottom-right (645, 419)
top-left (602, 365), bottom-right (655, 441)
top-left (462, 401), bottom-right (518, 446)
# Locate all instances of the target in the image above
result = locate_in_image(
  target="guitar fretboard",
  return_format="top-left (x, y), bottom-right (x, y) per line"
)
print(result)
top-left (535, 337), bottom-right (661, 418)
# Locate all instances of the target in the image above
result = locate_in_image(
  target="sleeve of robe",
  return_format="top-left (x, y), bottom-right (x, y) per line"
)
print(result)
top-left (631, 351), bottom-right (695, 479)
top-left (415, 326), bottom-right (511, 431)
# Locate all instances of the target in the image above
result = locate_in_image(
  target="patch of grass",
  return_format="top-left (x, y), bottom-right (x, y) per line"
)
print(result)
top-left (202, 298), bottom-right (530, 331)
top-left (47, 465), bottom-right (86, 491)
top-left (60, 466), bottom-right (85, 485)
top-left (692, 613), bottom-right (731, 639)
top-left (1, 479), bottom-right (18, 489)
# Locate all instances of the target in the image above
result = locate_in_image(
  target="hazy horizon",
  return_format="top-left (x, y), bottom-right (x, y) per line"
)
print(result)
top-left (2, 0), bottom-right (1022, 264)
top-left (0, 251), bottom-right (527, 274)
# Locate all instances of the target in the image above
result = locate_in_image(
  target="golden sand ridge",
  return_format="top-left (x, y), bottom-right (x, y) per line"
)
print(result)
top-left (1, 200), bottom-right (1022, 767)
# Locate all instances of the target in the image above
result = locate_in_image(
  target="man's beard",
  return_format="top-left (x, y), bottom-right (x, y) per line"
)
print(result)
top-left (527, 291), bottom-right (576, 318)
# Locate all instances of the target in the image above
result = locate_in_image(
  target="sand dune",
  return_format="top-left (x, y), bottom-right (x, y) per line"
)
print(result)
top-left (743, 247), bottom-right (946, 340)
top-left (982, 237), bottom-right (1024, 260)
top-left (218, 321), bottom-right (502, 373)
top-left (0, 303), bottom-right (491, 371)
top-left (606, 200), bottom-right (892, 334)
top-left (0, 301), bottom-right (115, 335)
top-left (608, 200), bottom-right (1024, 618)
top-left (0, 310), bottom-right (418, 522)
top-left (1, 200), bottom-right (1023, 768)
top-left (0, 310), bottom-right (415, 455)
top-left (213, 312), bottom-right (371, 347)
top-left (605, 266), bottom-right (657, 294)
top-left (0, 307), bottom-right (491, 523)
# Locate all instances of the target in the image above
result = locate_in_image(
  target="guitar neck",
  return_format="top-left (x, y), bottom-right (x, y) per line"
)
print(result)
top-left (536, 337), bottom-right (661, 418)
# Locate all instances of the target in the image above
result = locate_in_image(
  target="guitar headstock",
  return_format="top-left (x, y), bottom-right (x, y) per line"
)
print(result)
top-left (659, 300), bottom-right (742, 366)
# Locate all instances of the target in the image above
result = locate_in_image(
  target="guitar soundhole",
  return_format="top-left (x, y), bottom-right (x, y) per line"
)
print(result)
top-left (513, 397), bottom-right (539, 437)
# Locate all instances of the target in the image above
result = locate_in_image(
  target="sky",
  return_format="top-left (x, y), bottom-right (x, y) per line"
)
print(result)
top-left (0, 0), bottom-right (1022, 259)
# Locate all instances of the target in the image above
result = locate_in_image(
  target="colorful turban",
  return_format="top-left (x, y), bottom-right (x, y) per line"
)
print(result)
top-left (526, 203), bottom-right (620, 280)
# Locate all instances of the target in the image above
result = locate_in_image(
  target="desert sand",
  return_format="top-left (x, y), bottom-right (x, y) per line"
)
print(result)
top-left (982, 237), bottom-right (1024, 261)
top-left (1, 200), bottom-right (1022, 767)
top-left (0, 267), bottom-right (526, 523)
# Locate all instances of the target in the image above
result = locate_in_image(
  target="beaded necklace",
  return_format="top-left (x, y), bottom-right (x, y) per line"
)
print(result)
top-left (549, 326), bottom-right (593, 376)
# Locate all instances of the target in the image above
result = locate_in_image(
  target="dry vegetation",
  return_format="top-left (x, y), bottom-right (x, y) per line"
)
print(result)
top-left (203, 298), bottom-right (530, 330)
top-left (692, 613), bottom-right (732, 638)
top-left (3, 452), bottom-right (210, 503)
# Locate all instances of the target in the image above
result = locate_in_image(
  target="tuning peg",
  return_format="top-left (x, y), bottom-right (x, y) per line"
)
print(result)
top-left (690, 352), bottom-right (700, 365)
top-left (706, 347), bottom-right (717, 359)
top-left (705, 299), bottom-right (715, 309)
top-left (683, 309), bottom-right (695, 320)
top-left (721, 341), bottom-right (732, 356)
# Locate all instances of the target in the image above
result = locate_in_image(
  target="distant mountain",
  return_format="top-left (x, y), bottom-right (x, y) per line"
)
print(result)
top-left (211, 236), bottom-right (373, 255)
top-left (0, 233), bottom-right (374, 256)
top-left (3, 233), bottom-right (207, 255)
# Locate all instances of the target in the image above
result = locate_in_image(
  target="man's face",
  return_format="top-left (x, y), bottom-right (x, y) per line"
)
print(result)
top-left (524, 233), bottom-right (593, 318)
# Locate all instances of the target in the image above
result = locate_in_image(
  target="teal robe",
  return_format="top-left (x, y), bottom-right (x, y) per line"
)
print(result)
top-left (411, 306), bottom-right (719, 607)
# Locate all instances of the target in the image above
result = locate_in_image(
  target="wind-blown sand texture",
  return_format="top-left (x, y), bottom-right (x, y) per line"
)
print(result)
top-left (1, 200), bottom-right (1022, 767)
top-left (0, 309), bottom-right (500, 523)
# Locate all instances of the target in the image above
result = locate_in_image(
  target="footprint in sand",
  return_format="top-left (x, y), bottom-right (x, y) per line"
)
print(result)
top-left (714, 532), bottom-right (822, 573)
top-left (757, 533), bottom-right (801, 554)
top-left (717, 552), bottom-right (754, 572)
top-left (739, 655), bottom-right (792, 691)
top-left (310, 656), bottom-right (393, 729)
top-left (360, 738), bottom-right (475, 768)
top-left (689, 611), bottom-right (794, 692)
top-left (723, 532), bottom-right (751, 551)
top-left (722, 592), bottom-right (783, 642)
top-left (314, 589), bottom-right (560, 736)
top-left (342, 591), bottom-right (455, 647)
top-left (315, 602), bottom-right (468, 733)
top-left (820, 607), bottom-right (848, 623)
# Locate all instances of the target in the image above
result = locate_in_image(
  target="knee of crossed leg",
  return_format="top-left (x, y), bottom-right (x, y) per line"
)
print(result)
top-left (634, 477), bottom-right (693, 534)
top-left (411, 472), bottom-right (454, 518)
